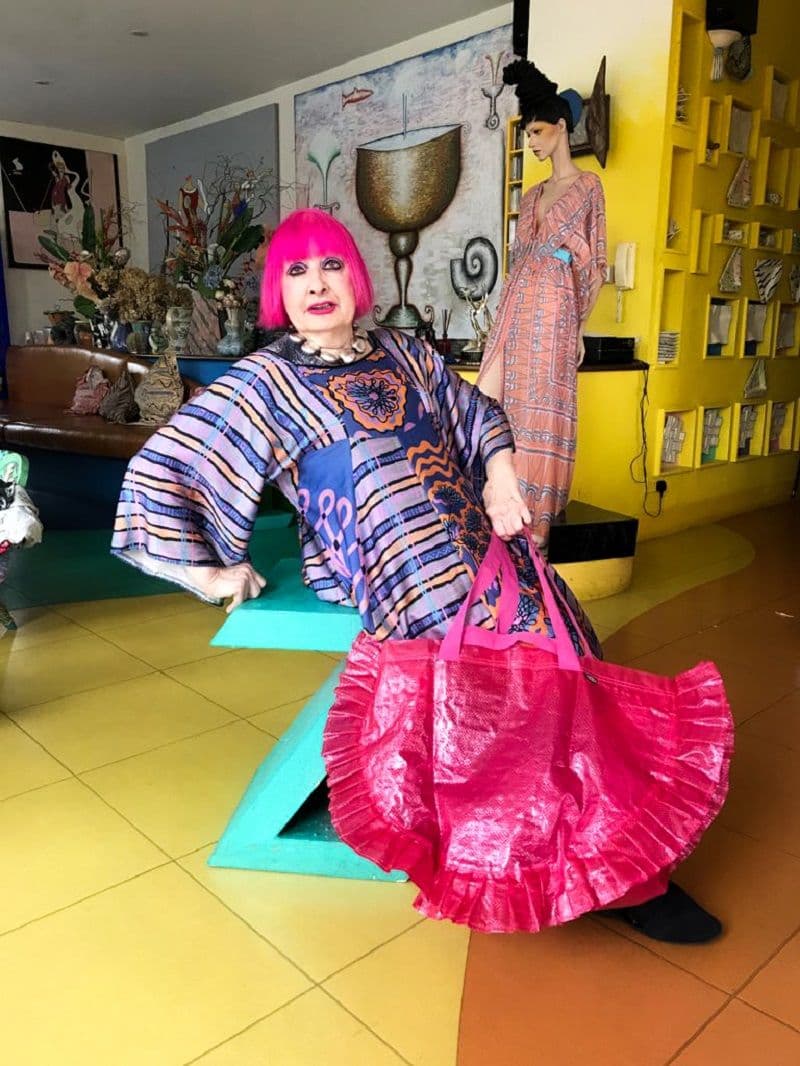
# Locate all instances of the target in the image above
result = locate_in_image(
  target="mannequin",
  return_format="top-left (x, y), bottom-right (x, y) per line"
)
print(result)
top-left (479, 60), bottom-right (607, 547)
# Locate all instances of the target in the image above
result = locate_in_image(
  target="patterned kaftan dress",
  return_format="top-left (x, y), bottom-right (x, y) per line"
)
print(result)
top-left (478, 171), bottom-right (607, 541)
top-left (111, 327), bottom-right (597, 650)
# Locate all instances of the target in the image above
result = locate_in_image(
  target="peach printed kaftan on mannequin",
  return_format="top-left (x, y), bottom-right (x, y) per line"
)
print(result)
top-left (478, 172), bottom-right (607, 541)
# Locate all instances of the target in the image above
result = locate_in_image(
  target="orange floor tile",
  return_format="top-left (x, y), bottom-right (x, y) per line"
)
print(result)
top-left (0, 503), bottom-right (797, 1064)
top-left (458, 503), bottom-right (800, 1066)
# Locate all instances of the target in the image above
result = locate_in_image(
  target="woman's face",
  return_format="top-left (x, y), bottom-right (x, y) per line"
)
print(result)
top-left (524, 118), bottom-right (564, 161)
top-left (280, 253), bottom-right (356, 340)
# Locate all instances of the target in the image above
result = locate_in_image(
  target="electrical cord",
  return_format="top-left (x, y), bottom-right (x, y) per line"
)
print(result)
top-left (628, 365), bottom-right (664, 518)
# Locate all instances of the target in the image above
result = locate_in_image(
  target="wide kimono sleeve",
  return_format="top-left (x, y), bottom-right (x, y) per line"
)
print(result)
top-left (386, 330), bottom-right (514, 475)
top-left (111, 357), bottom-right (287, 599)
top-left (574, 175), bottom-right (608, 320)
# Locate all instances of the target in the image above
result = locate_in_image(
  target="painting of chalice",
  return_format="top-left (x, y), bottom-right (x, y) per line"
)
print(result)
top-left (356, 114), bottom-right (461, 328)
top-left (294, 23), bottom-right (514, 339)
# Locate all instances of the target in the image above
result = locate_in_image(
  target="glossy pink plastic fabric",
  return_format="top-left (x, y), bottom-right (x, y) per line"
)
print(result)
top-left (323, 536), bottom-right (733, 933)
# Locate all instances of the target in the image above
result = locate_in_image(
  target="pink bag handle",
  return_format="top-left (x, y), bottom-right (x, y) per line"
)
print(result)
top-left (524, 534), bottom-right (585, 670)
top-left (440, 534), bottom-right (519, 659)
top-left (440, 533), bottom-right (583, 672)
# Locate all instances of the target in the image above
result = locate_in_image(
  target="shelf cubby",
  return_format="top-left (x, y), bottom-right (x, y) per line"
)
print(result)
top-left (755, 137), bottom-right (790, 208)
top-left (655, 268), bottom-right (686, 366)
top-left (787, 148), bottom-right (800, 211)
top-left (654, 408), bottom-right (697, 476)
top-left (731, 402), bottom-right (768, 461)
top-left (766, 400), bottom-right (796, 454)
top-left (712, 213), bottom-right (749, 248)
top-left (502, 116), bottom-right (522, 277)
top-left (673, 9), bottom-right (703, 131)
top-left (704, 296), bottom-right (739, 358)
top-left (740, 299), bottom-right (777, 358)
top-left (762, 67), bottom-right (798, 128)
top-left (695, 405), bottom-right (732, 467)
top-left (697, 96), bottom-right (722, 167)
top-left (666, 146), bottom-right (694, 254)
top-left (721, 97), bottom-right (760, 158)
top-left (775, 305), bottom-right (800, 356)
top-left (751, 223), bottom-right (784, 252)
top-left (689, 209), bottom-right (712, 273)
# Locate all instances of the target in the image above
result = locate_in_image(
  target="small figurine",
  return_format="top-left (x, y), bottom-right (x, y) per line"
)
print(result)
top-left (459, 288), bottom-right (494, 353)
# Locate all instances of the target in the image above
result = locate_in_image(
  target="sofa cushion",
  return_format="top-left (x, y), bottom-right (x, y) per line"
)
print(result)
top-left (0, 345), bottom-right (202, 460)
top-left (0, 402), bottom-right (154, 459)
top-left (6, 346), bottom-right (153, 407)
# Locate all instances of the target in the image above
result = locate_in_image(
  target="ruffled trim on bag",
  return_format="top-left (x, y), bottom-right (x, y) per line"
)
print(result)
top-left (323, 633), bottom-right (733, 934)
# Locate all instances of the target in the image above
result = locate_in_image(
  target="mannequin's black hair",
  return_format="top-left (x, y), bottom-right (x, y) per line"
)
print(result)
top-left (503, 59), bottom-right (575, 132)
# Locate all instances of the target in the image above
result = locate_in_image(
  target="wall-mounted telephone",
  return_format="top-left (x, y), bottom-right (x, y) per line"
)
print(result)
top-left (615, 242), bottom-right (637, 290)
top-left (614, 242), bottom-right (637, 322)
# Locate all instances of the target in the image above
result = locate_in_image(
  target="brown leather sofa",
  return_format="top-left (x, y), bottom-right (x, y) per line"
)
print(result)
top-left (0, 345), bottom-right (199, 460)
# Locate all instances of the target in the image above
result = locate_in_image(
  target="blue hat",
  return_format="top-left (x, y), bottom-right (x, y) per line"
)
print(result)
top-left (559, 89), bottom-right (583, 129)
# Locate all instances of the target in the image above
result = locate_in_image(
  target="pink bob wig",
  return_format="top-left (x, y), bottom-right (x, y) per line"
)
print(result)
top-left (258, 208), bottom-right (374, 328)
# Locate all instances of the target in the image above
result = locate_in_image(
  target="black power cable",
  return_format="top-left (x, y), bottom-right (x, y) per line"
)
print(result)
top-left (628, 365), bottom-right (664, 518)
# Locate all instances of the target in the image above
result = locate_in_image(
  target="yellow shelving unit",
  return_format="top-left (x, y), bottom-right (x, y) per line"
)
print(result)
top-left (502, 116), bottom-right (523, 277)
top-left (538, 0), bottom-right (800, 536)
top-left (642, 0), bottom-right (800, 536)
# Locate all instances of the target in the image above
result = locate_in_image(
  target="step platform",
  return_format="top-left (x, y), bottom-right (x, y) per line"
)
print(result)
top-left (209, 553), bottom-right (405, 882)
top-left (549, 501), bottom-right (639, 600)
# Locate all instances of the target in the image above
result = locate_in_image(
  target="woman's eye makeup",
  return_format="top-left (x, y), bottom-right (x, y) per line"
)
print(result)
top-left (286, 258), bottom-right (343, 276)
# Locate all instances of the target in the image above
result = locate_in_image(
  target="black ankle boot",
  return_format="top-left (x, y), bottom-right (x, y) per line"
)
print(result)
top-left (604, 882), bottom-right (722, 944)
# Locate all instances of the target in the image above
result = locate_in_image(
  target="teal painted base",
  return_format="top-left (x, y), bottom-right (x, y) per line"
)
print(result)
top-left (212, 558), bottom-right (362, 652)
top-left (209, 663), bottom-right (406, 882)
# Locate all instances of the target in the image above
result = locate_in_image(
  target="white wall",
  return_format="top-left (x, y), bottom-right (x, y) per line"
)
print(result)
top-left (0, 120), bottom-right (127, 342)
top-left (125, 4), bottom-right (512, 269)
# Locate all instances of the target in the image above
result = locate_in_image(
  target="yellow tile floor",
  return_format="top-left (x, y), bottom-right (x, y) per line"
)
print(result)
top-left (0, 521), bottom-right (757, 1065)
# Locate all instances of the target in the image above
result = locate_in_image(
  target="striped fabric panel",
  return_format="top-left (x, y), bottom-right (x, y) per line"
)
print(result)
top-left (112, 329), bottom-right (517, 640)
top-left (376, 329), bottom-right (514, 472)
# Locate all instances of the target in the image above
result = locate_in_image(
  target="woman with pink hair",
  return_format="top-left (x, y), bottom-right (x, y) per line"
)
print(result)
top-left (112, 209), bottom-right (728, 943)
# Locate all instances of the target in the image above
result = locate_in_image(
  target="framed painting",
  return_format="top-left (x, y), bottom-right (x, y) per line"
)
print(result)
top-left (0, 136), bottom-right (121, 269)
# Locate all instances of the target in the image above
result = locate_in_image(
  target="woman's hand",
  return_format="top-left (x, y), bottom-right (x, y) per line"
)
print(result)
top-left (483, 450), bottom-right (531, 540)
top-left (577, 333), bottom-right (586, 367)
top-left (192, 562), bottom-right (267, 614)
